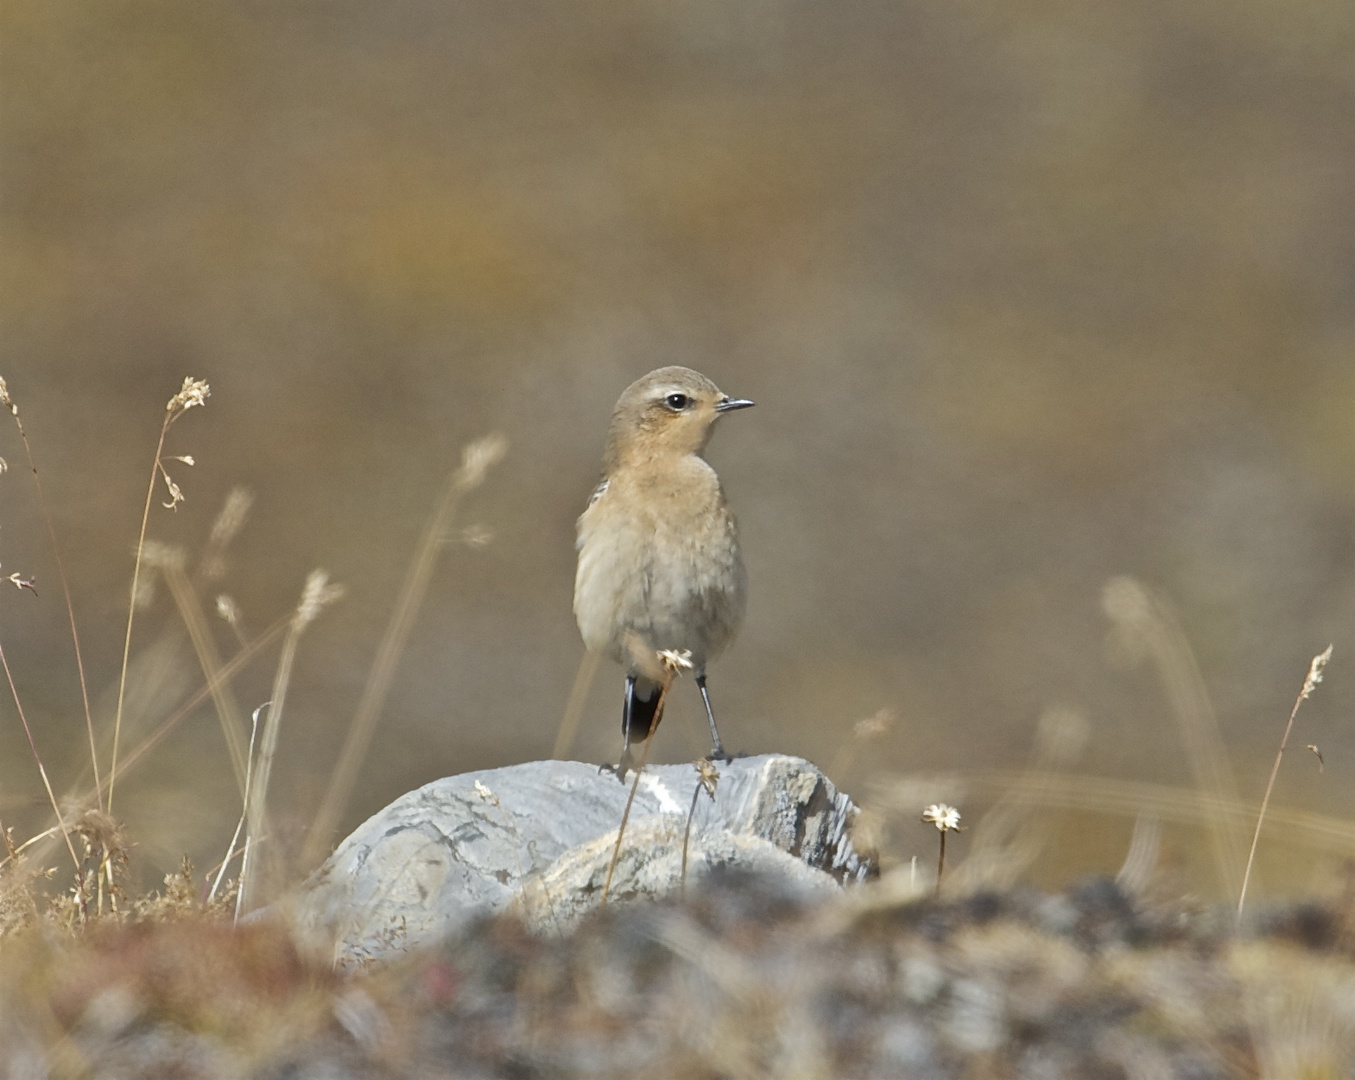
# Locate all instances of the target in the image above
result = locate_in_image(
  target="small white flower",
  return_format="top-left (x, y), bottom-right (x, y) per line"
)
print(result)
top-left (921, 804), bottom-right (962, 832)
top-left (658, 648), bottom-right (694, 672)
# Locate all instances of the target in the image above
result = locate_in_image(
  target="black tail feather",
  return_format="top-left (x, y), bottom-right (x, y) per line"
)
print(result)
top-left (623, 675), bottom-right (662, 743)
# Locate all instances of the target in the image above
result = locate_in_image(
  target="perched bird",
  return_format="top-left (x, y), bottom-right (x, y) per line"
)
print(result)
top-left (574, 366), bottom-right (754, 773)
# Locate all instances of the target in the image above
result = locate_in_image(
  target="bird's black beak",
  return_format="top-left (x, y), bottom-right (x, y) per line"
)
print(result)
top-left (715, 397), bottom-right (755, 413)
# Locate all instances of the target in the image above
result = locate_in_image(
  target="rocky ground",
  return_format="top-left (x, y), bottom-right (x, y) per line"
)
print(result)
top-left (6, 869), bottom-right (1355, 1079)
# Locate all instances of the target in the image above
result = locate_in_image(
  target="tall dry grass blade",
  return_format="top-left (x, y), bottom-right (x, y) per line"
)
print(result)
top-left (552, 648), bottom-right (601, 761)
top-left (302, 434), bottom-right (506, 868)
top-left (215, 701), bottom-right (263, 911)
top-left (876, 768), bottom-right (1355, 860)
top-left (161, 560), bottom-right (251, 795)
top-left (1237, 645), bottom-right (1333, 921)
top-left (0, 823), bottom-right (62, 870)
top-left (952, 706), bottom-right (1087, 890)
top-left (0, 639), bottom-right (80, 874)
top-left (196, 486), bottom-right (253, 585)
top-left (827, 709), bottom-right (893, 783)
top-left (1102, 577), bottom-right (1245, 898)
top-left (0, 377), bottom-right (103, 811)
top-left (601, 649), bottom-right (692, 904)
top-left (239, 570), bottom-right (344, 912)
top-left (0, 615), bottom-right (280, 883)
top-left (601, 698), bottom-right (662, 906)
top-left (1116, 811), bottom-right (1162, 895)
top-left (108, 377), bottom-right (209, 815)
top-left (681, 759), bottom-right (720, 897)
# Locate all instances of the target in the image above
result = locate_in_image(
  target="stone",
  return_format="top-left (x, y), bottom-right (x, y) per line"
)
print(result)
top-left (289, 754), bottom-right (873, 965)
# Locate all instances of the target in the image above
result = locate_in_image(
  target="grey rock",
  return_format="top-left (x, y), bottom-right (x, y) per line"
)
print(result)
top-left (290, 754), bottom-right (872, 964)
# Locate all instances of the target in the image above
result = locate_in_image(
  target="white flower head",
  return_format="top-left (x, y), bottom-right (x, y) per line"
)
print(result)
top-left (658, 648), bottom-right (694, 673)
top-left (922, 804), bottom-right (962, 832)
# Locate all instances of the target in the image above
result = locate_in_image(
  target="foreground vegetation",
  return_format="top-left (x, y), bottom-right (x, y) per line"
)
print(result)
top-left (0, 373), bottom-right (1351, 1077)
top-left (6, 864), bottom-right (1355, 1078)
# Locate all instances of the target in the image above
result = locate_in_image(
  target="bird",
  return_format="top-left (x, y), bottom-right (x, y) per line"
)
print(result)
top-left (574, 366), bottom-right (754, 774)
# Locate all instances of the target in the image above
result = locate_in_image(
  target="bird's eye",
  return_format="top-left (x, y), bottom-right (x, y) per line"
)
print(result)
top-left (665, 393), bottom-right (690, 410)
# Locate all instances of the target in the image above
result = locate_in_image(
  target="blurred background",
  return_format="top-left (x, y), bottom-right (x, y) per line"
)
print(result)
top-left (3, 0), bottom-right (1355, 901)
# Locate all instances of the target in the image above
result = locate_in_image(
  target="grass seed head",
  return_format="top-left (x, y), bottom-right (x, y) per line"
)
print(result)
top-left (166, 377), bottom-right (210, 417)
top-left (294, 569), bottom-right (345, 629)
top-left (1301, 645), bottom-right (1334, 702)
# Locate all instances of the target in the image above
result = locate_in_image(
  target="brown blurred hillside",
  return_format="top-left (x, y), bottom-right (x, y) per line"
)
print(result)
top-left (3, 0), bottom-right (1355, 899)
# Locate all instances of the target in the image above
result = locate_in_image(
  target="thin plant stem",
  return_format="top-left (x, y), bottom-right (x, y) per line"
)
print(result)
top-left (0, 638), bottom-right (80, 873)
top-left (601, 677), bottom-right (674, 905)
top-left (234, 836), bottom-right (253, 923)
top-left (680, 760), bottom-right (720, 898)
top-left (108, 376), bottom-right (209, 816)
top-left (240, 570), bottom-right (343, 912)
top-left (936, 831), bottom-right (946, 895)
top-left (827, 709), bottom-right (892, 784)
top-left (601, 718), bottom-right (659, 905)
top-left (0, 382), bottom-right (102, 811)
top-left (921, 804), bottom-right (961, 896)
top-left (1102, 578), bottom-right (1245, 902)
top-left (681, 780), bottom-right (702, 898)
top-left (0, 823), bottom-right (61, 869)
top-left (239, 637), bottom-right (299, 911)
top-left (880, 767), bottom-right (1355, 856)
top-left (162, 561), bottom-right (251, 794)
top-left (1237, 645), bottom-right (1333, 922)
top-left (11, 618), bottom-right (285, 876)
top-left (107, 417), bottom-right (170, 817)
top-left (105, 616), bottom-right (286, 796)
top-left (215, 702), bottom-right (264, 910)
top-left (302, 435), bottom-right (505, 868)
top-left (552, 648), bottom-right (601, 761)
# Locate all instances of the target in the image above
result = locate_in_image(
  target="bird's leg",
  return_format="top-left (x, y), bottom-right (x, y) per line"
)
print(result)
top-left (696, 674), bottom-right (731, 762)
top-left (614, 734), bottom-right (636, 780)
top-left (606, 675), bottom-right (639, 781)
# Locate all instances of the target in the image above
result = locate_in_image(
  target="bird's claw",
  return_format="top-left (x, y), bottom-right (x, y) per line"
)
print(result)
top-left (600, 752), bottom-right (638, 782)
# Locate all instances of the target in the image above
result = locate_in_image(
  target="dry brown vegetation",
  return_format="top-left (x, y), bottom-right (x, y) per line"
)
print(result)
top-left (0, 379), bottom-right (1349, 1076)
top-left (6, 2), bottom-right (1355, 1073)
top-left (8, 865), bottom-right (1355, 1078)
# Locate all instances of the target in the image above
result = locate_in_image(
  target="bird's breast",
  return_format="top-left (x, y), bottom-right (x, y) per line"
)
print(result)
top-left (573, 459), bottom-right (746, 667)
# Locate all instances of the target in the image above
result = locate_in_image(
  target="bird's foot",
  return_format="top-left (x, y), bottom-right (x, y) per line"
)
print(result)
top-left (600, 751), bottom-right (637, 782)
top-left (704, 744), bottom-right (733, 764)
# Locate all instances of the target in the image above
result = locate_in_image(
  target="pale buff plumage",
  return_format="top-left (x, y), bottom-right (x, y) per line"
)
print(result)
top-left (574, 366), bottom-right (753, 770)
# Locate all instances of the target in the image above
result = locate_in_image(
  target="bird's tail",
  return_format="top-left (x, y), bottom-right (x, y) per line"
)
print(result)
top-left (623, 676), bottom-right (662, 743)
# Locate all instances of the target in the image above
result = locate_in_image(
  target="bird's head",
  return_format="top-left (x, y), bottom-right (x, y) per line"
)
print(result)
top-left (606, 366), bottom-right (754, 465)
